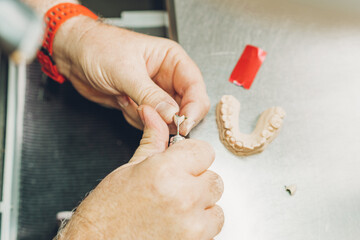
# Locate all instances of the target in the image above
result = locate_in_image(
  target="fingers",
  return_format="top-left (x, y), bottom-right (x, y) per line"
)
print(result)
top-left (197, 170), bottom-right (224, 209)
top-left (164, 139), bottom-right (215, 176)
top-left (116, 96), bottom-right (144, 130)
top-left (171, 52), bottom-right (210, 136)
top-left (122, 111), bottom-right (143, 130)
top-left (202, 205), bottom-right (225, 239)
top-left (122, 70), bottom-right (179, 124)
top-left (178, 84), bottom-right (210, 136)
top-left (130, 105), bottom-right (169, 163)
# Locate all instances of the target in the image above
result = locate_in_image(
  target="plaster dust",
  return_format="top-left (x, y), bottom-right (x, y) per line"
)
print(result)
top-left (285, 184), bottom-right (297, 196)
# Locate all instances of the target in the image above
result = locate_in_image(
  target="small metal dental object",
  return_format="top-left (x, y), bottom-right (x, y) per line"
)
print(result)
top-left (170, 114), bottom-right (186, 145)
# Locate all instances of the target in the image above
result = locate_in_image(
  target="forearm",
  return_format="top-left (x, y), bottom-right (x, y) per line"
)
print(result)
top-left (21, 0), bottom-right (79, 15)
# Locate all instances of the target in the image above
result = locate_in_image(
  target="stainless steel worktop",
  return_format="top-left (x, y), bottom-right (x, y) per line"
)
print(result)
top-left (172, 0), bottom-right (360, 239)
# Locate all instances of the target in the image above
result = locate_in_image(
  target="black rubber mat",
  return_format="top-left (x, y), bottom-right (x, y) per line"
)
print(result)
top-left (17, 61), bottom-right (142, 240)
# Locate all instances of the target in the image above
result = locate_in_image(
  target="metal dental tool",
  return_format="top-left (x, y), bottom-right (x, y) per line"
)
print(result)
top-left (169, 114), bottom-right (185, 145)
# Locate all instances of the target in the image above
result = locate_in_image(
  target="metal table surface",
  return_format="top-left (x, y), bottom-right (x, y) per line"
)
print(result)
top-left (172, 0), bottom-right (360, 239)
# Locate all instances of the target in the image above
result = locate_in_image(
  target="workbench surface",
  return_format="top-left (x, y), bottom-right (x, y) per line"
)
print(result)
top-left (172, 0), bottom-right (360, 239)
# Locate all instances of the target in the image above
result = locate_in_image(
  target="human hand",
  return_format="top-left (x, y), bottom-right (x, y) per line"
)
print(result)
top-left (53, 16), bottom-right (210, 135)
top-left (58, 105), bottom-right (224, 240)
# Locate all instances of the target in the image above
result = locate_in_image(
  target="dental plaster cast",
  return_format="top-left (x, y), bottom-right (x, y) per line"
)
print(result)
top-left (216, 95), bottom-right (285, 156)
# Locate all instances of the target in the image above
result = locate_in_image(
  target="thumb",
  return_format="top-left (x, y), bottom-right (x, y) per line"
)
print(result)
top-left (124, 75), bottom-right (179, 124)
top-left (130, 105), bottom-right (170, 163)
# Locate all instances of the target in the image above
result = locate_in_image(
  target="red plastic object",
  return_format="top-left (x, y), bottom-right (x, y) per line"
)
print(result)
top-left (37, 3), bottom-right (98, 84)
top-left (229, 45), bottom-right (267, 89)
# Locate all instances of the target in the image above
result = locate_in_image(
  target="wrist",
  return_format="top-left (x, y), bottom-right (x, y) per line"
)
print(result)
top-left (57, 212), bottom-right (104, 240)
top-left (36, 3), bottom-right (99, 83)
top-left (52, 15), bottom-right (99, 79)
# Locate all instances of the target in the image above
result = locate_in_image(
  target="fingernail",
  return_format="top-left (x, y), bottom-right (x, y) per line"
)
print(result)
top-left (180, 118), bottom-right (196, 136)
top-left (137, 106), bottom-right (145, 124)
top-left (117, 96), bottom-right (129, 108)
top-left (155, 101), bottom-right (179, 123)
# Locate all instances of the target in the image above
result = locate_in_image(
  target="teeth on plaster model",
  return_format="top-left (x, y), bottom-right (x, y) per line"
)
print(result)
top-left (225, 130), bottom-right (232, 137)
top-left (216, 95), bottom-right (286, 156)
top-left (235, 141), bottom-right (243, 148)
